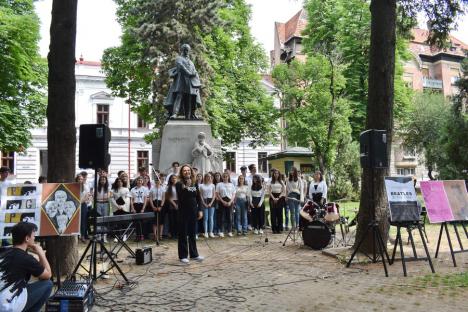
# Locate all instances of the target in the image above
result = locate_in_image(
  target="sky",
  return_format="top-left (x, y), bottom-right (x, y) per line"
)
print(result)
top-left (35, 0), bottom-right (467, 62)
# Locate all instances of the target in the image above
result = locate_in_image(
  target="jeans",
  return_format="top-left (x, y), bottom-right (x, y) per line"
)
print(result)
top-left (24, 280), bottom-right (53, 312)
top-left (203, 198), bottom-right (215, 233)
top-left (287, 192), bottom-right (301, 228)
top-left (235, 198), bottom-right (248, 233)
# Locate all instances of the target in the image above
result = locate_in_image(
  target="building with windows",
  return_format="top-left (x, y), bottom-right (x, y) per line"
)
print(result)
top-left (270, 10), bottom-right (467, 181)
top-left (2, 59), bottom-right (153, 182)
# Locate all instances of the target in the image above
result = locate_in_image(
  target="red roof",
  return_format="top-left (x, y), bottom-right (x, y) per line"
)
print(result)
top-left (410, 28), bottom-right (468, 57)
top-left (275, 9), bottom-right (307, 45)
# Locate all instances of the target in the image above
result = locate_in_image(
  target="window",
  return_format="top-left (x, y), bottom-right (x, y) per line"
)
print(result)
top-left (396, 167), bottom-right (415, 176)
top-left (97, 104), bottom-right (109, 125)
top-left (137, 115), bottom-right (148, 129)
top-left (225, 152), bottom-right (236, 173)
top-left (258, 152), bottom-right (268, 173)
top-left (137, 151), bottom-right (149, 173)
top-left (1, 151), bottom-right (15, 173)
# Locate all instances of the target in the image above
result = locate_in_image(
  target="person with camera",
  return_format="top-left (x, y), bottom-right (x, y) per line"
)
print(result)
top-left (0, 222), bottom-right (53, 312)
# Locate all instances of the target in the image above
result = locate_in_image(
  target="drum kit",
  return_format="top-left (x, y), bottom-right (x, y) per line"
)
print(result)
top-left (299, 201), bottom-right (346, 250)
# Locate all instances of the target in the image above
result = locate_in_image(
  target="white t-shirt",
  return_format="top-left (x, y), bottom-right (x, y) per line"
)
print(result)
top-left (199, 183), bottom-right (215, 199)
top-left (130, 186), bottom-right (149, 204)
top-left (149, 185), bottom-right (166, 201)
top-left (216, 182), bottom-right (236, 199)
top-left (236, 185), bottom-right (249, 199)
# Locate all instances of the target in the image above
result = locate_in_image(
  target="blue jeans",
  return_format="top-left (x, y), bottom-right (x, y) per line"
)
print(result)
top-left (287, 193), bottom-right (301, 228)
top-left (24, 280), bottom-right (53, 312)
top-left (96, 202), bottom-right (109, 217)
top-left (203, 203), bottom-right (215, 233)
top-left (235, 198), bottom-right (248, 233)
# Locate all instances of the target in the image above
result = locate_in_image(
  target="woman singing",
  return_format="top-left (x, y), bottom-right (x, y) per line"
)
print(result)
top-left (176, 164), bottom-right (204, 264)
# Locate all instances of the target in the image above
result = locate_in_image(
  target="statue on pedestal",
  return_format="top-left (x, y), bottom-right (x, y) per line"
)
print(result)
top-left (164, 44), bottom-right (202, 120)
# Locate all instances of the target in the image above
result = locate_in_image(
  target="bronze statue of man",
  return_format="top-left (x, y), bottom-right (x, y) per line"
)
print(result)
top-left (164, 44), bottom-right (202, 120)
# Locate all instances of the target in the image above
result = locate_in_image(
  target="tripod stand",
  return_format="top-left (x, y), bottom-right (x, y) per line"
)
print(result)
top-left (72, 168), bottom-right (129, 283)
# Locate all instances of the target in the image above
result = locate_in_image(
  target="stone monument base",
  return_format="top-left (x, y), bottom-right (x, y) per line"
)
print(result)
top-left (152, 120), bottom-right (222, 174)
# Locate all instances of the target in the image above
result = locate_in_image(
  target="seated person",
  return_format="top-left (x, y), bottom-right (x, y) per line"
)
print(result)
top-left (0, 222), bottom-right (53, 312)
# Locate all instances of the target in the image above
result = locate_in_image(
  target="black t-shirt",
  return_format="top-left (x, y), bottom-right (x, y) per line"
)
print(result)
top-left (175, 181), bottom-right (200, 216)
top-left (0, 248), bottom-right (44, 311)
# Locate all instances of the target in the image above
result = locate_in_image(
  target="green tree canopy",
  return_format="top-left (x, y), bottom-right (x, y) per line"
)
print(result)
top-left (0, 0), bottom-right (47, 151)
top-left (102, 0), bottom-right (278, 147)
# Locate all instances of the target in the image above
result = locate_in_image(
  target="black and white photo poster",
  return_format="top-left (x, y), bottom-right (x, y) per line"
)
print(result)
top-left (385, 177), bottom-right (421, 222)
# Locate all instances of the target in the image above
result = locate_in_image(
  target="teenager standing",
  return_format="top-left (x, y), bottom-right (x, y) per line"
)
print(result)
top-left (249, 174), bottom-right (265, 234)
top-left (235, 175), bottom-right (249, 235)
top-left (215, 172), bottom-right (236, 237)
top-left (199, 173), bottom-right (215, 238)
top-left (269, 169), bottom-right (285, 234)
top-left (130, 176), bottom-right (149, 241)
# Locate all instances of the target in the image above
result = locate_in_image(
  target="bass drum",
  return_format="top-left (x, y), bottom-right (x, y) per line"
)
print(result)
top-left (302, 220), bottom-right (332, 250)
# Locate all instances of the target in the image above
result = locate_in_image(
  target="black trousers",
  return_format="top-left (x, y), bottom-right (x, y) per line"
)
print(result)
top-left (270, 193), bottom-right (284, 233)
top-left (217, 197), bottom-right (233, 233)
top-left (134, 203), bottom-right (144, 237)
top-left (251, 197), bottom-right (265, 230)
top-left (167, 201), bottom-right (178, 238)
top-left (177, 213), bottom-right (199, 259)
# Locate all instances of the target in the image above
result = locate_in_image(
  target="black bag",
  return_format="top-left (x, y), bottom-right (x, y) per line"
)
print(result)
top-left (116, 197), bottom-right (125, 206)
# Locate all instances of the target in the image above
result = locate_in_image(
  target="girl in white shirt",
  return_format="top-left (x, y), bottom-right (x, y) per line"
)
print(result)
top-left (308, 171), bottom-right (327, 204)
top-left (269, 169), bottom-right (285, 234)
top-left (199, 173), bottom-right (216, 238)
top-left (215, 172), bottom-right (236, 237)
top-left (130, 176), bottom-right (149, 241)
top-left (249, 174), bottom-right (265, 234)
top-left (235, 175), bottom-right (249, 235)
top-left (286, 167), bottom-right (303, 229)
top-left (150, 177), bottom-right (166, 241)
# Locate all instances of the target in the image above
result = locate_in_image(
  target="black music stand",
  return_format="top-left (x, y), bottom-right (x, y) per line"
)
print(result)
top-left (72, 168), bottom-right (129, 283)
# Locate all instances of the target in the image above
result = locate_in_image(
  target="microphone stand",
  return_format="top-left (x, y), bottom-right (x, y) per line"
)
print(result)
top-left (149, 164), bottom-right (160, 246)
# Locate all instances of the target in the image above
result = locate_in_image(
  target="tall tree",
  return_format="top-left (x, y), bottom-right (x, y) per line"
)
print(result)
top-left (102, 0), bottom-right (278, 147)
top-left (0, 0), bottom-right (47, 152)
top-left (355, 0), bottom-right (466, 252)
top-left (45, 0), bottom-right (79, 275)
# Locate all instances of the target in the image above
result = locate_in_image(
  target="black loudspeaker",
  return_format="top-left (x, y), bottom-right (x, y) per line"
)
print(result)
top-left (79, 124), bottom-right (111, 169)
top-left (136, 247), bottom-right (152, 265)
top-left (359, 129), bottom-right (388, 168)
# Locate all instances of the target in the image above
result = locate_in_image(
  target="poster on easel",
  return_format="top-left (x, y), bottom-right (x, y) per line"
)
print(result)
top-left (40, 183), bottom-right (81, 236)
top-left (384, 177), bottom-right (421, 222)
top-left (0, 183), bottom-right (81, 238)
top-left (0, 184), bottom-right (43, 239)
top-left (443, 180), bottom-right (468, 221)
top-left (420, 181), bottom-right (454, 223)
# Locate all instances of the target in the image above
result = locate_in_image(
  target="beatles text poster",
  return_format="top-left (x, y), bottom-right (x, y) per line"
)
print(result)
top-left (0, 184), bottom-right (43, 239)
top-left (443, 180), bottom-right (468, 221)
top-left (385, 177), bottom-right (420, 222)
top-left (420, 181), bottom-right (454, 223)
top-left (40, 183), bottom-right (80, 236)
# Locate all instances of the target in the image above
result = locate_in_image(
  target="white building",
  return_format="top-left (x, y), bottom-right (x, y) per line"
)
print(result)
top-left (2, 60), bottom-right (280, 182)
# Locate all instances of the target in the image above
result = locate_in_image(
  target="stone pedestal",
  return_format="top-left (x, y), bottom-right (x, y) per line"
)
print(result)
top-left (152, 120), bottom-right (222, 174)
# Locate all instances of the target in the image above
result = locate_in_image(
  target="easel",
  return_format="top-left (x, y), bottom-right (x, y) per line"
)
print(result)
top-left (346, 220), bottom-right (390, 277)
top-left (389, 221), bottom-right (435, 276)
top-left (434, 221), bottom-right (468, 267)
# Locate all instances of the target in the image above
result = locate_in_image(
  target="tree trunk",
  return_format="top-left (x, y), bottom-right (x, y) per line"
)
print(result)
top-left (45, 0), bottom-right (79, 276)
top-left (354, 0), bottom-right (396, 253)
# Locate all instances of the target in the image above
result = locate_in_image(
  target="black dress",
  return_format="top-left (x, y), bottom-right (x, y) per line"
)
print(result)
top-left (176, 181), bottom-right (201, 259)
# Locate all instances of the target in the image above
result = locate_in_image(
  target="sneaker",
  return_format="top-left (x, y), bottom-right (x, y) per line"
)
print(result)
top-left (180, 258), bottom-right (190, 264)
top-left (209, 233), bottom-right (215, 238)
top-left (237, 232), bottom-right (242, 236)
top-left (192, 256), bottom-right (204, 262)
top-left (123, 234), bottom-right (128, 242)
top-left (248, 225), bottom-right (253, 231)
top-left (219, 232), bottom-right (224, 238)
top-left (227, 232), bottom-right (233, 237)
top-left (204, 232), bottom-right (209, 238)
top-left (242, 232), bottom-right (247, 236)
top-left (254, 229), bottom-right (259, 235)
top-left (259, 229), bottom-right (264, 234)
top-left (195, 234), bottom-right (199, 240)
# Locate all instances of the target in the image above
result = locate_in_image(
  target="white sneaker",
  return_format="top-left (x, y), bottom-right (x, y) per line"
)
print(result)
top-left (227, 232), bottom-right (233, 237)
top-left (209, 233), bottom-right (215, 238)
top-left (254, 229), bottom-right (259, 235)
top-left (195, 234), bottom-right (199, 240)
top-left (180, 258), bottom-right (190, 264)
top-left (123, 234), bottom-right (128, 242)
top-left (114, 237), bottom-right (118, 243)
top-left (193, 256), bottom-right (204, 262)
top-left (204, 232), bottom-right (209, 238)
top-left (259, 229), bottom-right (264, 234)
top-left (219, 232), bottom-right (224, 238)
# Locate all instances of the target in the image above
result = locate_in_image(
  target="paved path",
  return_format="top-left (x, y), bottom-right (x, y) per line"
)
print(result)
top-left (87, 226), bottom-right (467, 312)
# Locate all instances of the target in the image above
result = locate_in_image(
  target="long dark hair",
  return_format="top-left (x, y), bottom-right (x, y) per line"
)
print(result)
top-left (251, 174), bottom-right (263, 191)
top-left (97, 175), bottom-right (109, 193)
top-left (314, 171), bottom-right (324, 182)
top-left (288, 167), bottom-right (299, 182)
top-left (271, 169), bottom-right (282, 184)
top-left (213, 172), bottom-right (222, 185)
top-left (111, 177), bottom-right (122, 192)
top-left (166, 174), bottom-right (177, 197)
